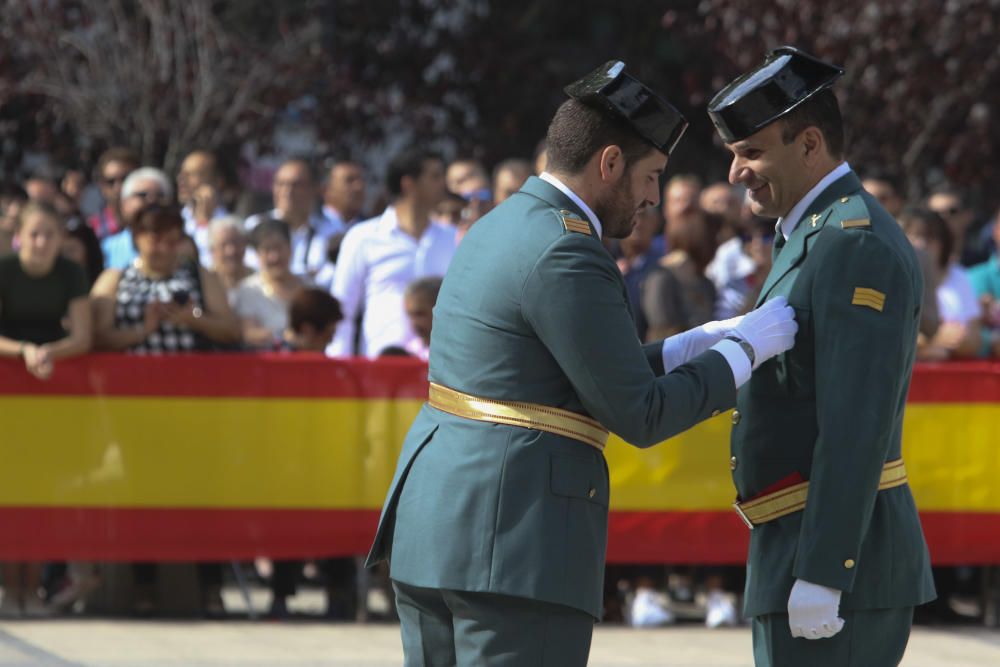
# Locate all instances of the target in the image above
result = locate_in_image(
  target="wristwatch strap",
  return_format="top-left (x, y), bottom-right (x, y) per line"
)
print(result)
top-left (723, 334), bottom-right (755, 366)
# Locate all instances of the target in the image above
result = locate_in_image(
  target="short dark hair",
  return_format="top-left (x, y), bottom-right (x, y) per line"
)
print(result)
top-left (492, 158), bottom-right (532, 182)
top-left (405, 276), bottom-right (443, 304)
top-left (545, 99), bottom-right (653, 175)
top-left (900, 207), bottom-right (952, 270)
top-left (779, 89), bottom-right (845, 159)
top-left (250, 218), bottom-right (292, 248)
top-left (289, 288), bottom-right (343, 334)
top-left (0, 181), bottom-right (28, 204)
top-left (130, 203), bottom-right (184, 237)
top-left (860, 168), bottom-right (901, 195)
top-left (279, 157), bottom-right (317, 183)
top-left (96, 147), bottom-right (140, 176)
top-left (386, 148), bottom-right (443, 197)
top-left (325, 158), bottom-right (363, 180)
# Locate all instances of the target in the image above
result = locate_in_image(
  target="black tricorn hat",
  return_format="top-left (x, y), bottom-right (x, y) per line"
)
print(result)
top-left (708, 46), bottom-right (844, 144)
top-left (564, 60), bottom-right (688, 155)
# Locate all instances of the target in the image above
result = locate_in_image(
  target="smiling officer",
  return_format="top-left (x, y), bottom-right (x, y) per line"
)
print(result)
top-left (708, 47), bottom-right (937, 666)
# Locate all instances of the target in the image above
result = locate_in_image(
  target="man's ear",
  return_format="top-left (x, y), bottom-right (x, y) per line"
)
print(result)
top-left (598, 145), bottom-right (626, 183)
top-left (399, 174), bottom-right (414, 197)
top-left (800, 127), bottom-right (826, 166)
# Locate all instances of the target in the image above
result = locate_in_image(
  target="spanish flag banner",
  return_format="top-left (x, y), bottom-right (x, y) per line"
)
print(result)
top-left (0, 356), bottom-right (997, 564)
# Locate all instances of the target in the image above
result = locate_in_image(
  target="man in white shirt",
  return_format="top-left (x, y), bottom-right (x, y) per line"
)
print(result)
top-left (329, 148), bottom-right (453, 357)
top-left (245, 158), bottom-right (338, 278)
top-left (177, 150), bottom-right (229, 267)
top-left (321, 160), bottom-right (367, 230)
top-left (703, 182), bottom-right (756, 314)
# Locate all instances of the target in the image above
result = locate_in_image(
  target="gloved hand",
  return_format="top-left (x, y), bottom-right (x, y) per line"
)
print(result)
top-left (661, 315), bottom-right (746, 373)
top-left (787, 578), bottom-right (845, 640)
top-left (701, 314), bottom-right (744, 338)
top-left (732, 296), bottom-right (798, 369)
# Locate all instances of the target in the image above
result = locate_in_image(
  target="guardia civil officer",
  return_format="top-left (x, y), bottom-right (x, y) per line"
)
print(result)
top-left (708, 47), bottom-right (936, 666)
top-left (367, 61), bottom-right (798, 666)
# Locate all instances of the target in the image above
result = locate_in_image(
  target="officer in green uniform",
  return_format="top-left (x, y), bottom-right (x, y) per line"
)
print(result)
top-left (707, 47), bottom-right (937, 666)
top-left (366, 61), bottom-right (799, 666)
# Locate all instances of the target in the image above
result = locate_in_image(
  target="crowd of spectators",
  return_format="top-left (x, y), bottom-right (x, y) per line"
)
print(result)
top-left (0, 136), bottom-right (997, 622)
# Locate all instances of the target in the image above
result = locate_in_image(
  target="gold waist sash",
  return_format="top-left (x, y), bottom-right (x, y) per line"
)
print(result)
top-left (427, 383), bottom-right (609, 452)
top-left (733, 458), bottom-right (908, 530)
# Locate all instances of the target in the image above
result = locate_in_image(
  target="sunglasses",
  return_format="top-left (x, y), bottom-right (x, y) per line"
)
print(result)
top-left (460, 188), bottom-right (492, 203)
top-left (932, 206), bottom-right (964, 217)
top-left (131, 190), bottom-right (166, 202)
top-left (102, 175), bottom-right (127, 186)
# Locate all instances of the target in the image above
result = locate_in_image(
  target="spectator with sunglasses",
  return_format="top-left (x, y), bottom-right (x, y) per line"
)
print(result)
top-left (87, 147), bottom-right (139, 240)
top-left (100, 167), bottom-right (174, 270)
top-left (927, 185), bottom-right (995, 268)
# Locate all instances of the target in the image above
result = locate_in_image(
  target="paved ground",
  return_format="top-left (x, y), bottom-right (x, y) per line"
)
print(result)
top-left (0, 622), bottom-right (998, 666)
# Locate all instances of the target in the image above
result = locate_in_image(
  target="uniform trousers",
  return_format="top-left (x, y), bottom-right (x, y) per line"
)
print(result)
top-left (393, 580), bottom-right (594, 667)
top-left (752, 607), bottom-right (913, 667)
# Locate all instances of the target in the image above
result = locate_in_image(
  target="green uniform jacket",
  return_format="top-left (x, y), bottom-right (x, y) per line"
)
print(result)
top-left (732, 170), bottom-right (936, 618)
top-left (367, 176), bottom-right (738, 619)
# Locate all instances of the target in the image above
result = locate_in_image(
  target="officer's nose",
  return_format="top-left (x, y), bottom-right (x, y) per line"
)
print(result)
top-left (728, 157), bottom-right (748, 186)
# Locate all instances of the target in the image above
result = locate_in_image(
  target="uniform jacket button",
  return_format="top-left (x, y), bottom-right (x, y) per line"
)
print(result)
top-left (588, 488), bottom-right (596, 499)
top-left (731, 410), bottom-right (741, 425)
top-left (844, 559), bottom-right (856, 569)
top-left (711, 409), bottom-right (721, 417)
top-left (730, 456), bottom-right (738, 471)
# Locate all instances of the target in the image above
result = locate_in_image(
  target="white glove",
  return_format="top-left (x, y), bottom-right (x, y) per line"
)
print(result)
top-left (701, 314), bottom-right (744, 338)
top-left (661, 315), bottom-right (746, 373)
top-left (787, 579), bottom-right (845, 640)
top-left (732, 296), bottom-right (798, 369)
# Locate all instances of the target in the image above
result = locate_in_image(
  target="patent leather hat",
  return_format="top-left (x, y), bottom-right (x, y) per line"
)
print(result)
top-left (565, 60), bottom-right (688, 154)
top-left (708, 46), bottom-right (844, 143)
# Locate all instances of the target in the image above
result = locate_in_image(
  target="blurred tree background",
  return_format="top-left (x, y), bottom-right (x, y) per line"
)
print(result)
top-left (1, 0), bottom-right (997, 209)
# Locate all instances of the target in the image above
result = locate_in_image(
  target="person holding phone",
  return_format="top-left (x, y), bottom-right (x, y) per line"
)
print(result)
top-left (90, 203), bottom-right (240, 353)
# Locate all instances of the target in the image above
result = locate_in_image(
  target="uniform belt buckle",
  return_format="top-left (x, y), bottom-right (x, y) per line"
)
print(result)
top-left (733, 501), bottom-right (755, 530)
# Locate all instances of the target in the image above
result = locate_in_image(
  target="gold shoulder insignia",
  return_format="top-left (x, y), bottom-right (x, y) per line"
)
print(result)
top-left (842, 218), bottom-right (871, 229)
top-left (560, 209), bottom-right (592, 235)
top-left (852, 287), bottom-right (885, 312)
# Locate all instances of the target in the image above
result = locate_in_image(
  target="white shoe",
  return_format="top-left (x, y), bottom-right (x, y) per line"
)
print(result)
top-left (705, 591), bottom-right (738, 628)
top-left (0, 594), bottom-right (20, 618)
top-left (630, 588), bottom-right (675, 627)
top-left (49, 575), bottom-right (101, 612)
top-left (22, 595), bottom-right (52, 618)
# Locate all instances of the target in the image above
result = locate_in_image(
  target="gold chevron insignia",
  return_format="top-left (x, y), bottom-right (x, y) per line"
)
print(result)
top-left (852, 287), bottom-right (886, 312)
top-left (560, 210), bottom-right (592, 235)
top-left (841, 218), bottom-right (871, 229)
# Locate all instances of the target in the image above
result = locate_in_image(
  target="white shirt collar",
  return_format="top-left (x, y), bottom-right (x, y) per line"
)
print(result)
top-left (539, 172), bottom-right (603, 239)
top-left (777, 161), bottom-right (852, 239)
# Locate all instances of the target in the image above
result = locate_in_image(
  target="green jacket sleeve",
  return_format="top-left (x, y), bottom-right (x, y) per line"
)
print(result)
top-left (521, 234), bottom-right (735, 448)
top-left (642, 341), bottom-right (665, 375)
top-left (793, 229), bottom-right (916, 592)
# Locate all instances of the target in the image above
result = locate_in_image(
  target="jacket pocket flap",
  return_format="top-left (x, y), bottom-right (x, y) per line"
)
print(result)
top-left (550, 453), bottom-right (608, 507)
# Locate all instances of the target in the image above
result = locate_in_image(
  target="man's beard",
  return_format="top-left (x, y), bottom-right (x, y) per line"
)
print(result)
top-left (593, 176), bottom-right (638, 240)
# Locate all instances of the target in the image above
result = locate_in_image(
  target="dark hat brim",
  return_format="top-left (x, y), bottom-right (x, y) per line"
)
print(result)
top-left (565, 61), bottom-right (688, 155)
top-left (708, 46), bottom-right (844, 144)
